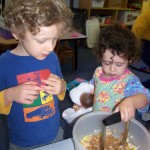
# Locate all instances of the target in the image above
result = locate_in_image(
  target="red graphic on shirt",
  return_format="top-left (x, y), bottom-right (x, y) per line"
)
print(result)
top-left (17, 69), bottom-right (50, 86)
top-left (16, 69), bottom-right (55, 122)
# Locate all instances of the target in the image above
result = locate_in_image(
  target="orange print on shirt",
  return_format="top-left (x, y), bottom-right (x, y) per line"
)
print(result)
top-left (24, 101), bottom-right (55, 122)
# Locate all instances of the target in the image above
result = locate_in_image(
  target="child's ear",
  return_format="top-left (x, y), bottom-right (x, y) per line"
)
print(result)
top-left (10, 26), bottom-right (19, 40)
top-left (11, 32), bottom-right (19, 40)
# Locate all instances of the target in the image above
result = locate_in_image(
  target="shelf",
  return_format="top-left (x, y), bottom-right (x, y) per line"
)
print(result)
top-left (78, 0), bottom-right (143, 27)
top-left (91, 7), bottom-right (136, 11)
top-left (99, 23), bottom-right (112, 27)
top-left (99, 24), bottom-right (133, 27)
top-left (99, 22), bottom-right (135, 27)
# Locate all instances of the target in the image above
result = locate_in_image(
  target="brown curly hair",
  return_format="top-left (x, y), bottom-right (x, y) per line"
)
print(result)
top-left (93, 24), bottom-right (141, 63)
top-left (4, 0), bottom-right (73, 37)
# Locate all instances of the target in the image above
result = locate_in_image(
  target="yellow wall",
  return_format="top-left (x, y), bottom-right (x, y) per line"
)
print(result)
top-left (142, 0), bottom-right (150, 12)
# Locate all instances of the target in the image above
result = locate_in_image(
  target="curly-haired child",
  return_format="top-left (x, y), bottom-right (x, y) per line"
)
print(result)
top-left (92, 24), bottom-right (150, 122)
top-left (0, 0), bottom-right (73, 149)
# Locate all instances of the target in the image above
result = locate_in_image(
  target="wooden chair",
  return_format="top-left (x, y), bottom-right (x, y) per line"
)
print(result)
top-left (55, 41), bottom-right (75, 70)
top-left (0, 37), bottom-right (18, 54)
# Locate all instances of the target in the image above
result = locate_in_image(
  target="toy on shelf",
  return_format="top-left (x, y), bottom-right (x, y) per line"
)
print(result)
top-left (128, 3), bottom-right (142, 10)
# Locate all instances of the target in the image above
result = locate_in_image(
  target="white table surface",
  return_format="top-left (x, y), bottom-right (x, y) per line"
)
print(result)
top-left (60, 32), bottom-right (87, 40)
top-left (32, 138), bottom-right (75, 150)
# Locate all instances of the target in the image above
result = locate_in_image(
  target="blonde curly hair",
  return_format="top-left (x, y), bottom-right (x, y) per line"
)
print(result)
top-left (4, 0), bottom-right (73, 37)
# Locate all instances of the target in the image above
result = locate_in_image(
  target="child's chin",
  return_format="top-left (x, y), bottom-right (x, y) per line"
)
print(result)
top-left (36, 56), bottom-right (47, 60)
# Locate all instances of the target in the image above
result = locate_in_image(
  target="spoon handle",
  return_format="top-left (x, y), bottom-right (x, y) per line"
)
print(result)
top-left (121, 121), bottom-right (130, 145)
top-left (102, 112), bottom-right (121, 126)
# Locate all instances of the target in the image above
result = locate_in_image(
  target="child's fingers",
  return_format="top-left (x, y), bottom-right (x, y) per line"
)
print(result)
top-left (22, 99), bottom-right (34, 105)
top-left (120, 109), bottom-right (135, 122)
top-left (41, 85), bottom-right (59, 95)
top-left (90, 89), bottom-right (94, 94)
top-left (114, 106), bottom-right (119, 113)
top-left (41, 79), bottom-right (53, 87)
top-left (114, 107), bottom-right (128, 122)
top-left (49, 73), bottom-right (59, 78)
top-left (26, 94), bottom-right (39, 102)
top-left (22, 81), bottom-right (43, 91)
top-left (41, 75), bottom-right (61, 87)
top-left (24, 81), bottom-right (38, 85)
top-left (47, 73), bottom-right (60, 82)
top-left (123, 111), bottom-right (129, 122)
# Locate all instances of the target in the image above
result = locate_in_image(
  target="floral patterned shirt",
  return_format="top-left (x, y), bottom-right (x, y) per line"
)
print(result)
top-left (93, 67), bottom-right (150, 112)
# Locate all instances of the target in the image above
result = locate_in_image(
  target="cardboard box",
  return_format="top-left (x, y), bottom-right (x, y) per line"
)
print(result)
top-left (118, 11), bottom-right (140, 25)
top-left (92, 0), bottom-right (105, 8)
top-left (99, 16), bottom-right (106, 24)
top-left (104, 0), bottom-right (128, 8)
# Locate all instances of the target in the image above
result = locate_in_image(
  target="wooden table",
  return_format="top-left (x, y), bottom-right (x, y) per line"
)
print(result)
top-left (0, 37), bottom-right (18, 54)
top-left (59, 32), bottom-right (87, 70)
top-left (32, 138), bottom-right (74, 150)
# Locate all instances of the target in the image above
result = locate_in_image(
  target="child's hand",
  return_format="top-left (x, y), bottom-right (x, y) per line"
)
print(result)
top-left (73, 104), bottom-right (82, 111)
top-left (41, 73), bottom-right (65, 95)
top-left (4, 81), bottom-right (42, 105)
top-left (90, 89), bottom-right (94, 94)
top-left (114, 97), bottom-right (135, 122)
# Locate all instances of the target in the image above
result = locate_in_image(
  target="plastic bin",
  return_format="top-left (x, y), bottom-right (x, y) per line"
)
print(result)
top-left (86, 18), bottom-right (100, 48)
top-left (73, 112), bottom-right (150, 150)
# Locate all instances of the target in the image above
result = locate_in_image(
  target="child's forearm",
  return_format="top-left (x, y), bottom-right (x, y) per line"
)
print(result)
top-left (131, 93), bottom-right (149, 109)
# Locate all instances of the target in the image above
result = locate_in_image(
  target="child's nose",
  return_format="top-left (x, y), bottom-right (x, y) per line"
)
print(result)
top-left (46, 43), bottom-right (56, 52)
top-left (50, 41), bottom-right (57, 51)
top-left (110, 64), bottom-right (115, 72)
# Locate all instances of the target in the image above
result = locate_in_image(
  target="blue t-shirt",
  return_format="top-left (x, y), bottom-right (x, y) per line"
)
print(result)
top-left (0, 50), bottom-right (63, 147)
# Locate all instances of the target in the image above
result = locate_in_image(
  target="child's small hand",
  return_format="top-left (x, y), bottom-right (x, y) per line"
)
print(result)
top-left (90, 89), bottom-right (94, 95)
top-left (73, 104), bottom-right (82, 111)
top-left (41, 73), bottom-right (65, 95)
top-left (4, 81), bottom-right (42, 105)
top-left (114, 97), bottom-right (135, 122)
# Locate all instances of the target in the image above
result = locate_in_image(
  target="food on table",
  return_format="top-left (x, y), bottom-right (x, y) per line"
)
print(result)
top-left (80, 129), bottom-right (138, 150)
